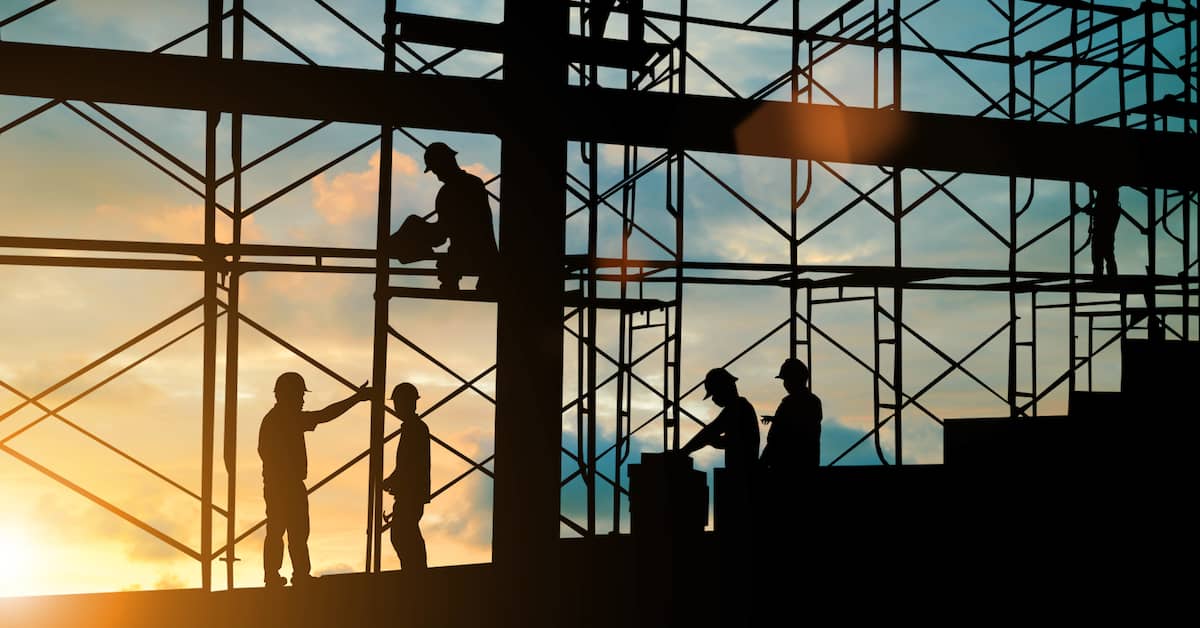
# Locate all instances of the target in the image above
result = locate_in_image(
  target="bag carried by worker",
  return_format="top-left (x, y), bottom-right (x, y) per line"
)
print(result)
top-left (388, 215), bottom-right (441, 263)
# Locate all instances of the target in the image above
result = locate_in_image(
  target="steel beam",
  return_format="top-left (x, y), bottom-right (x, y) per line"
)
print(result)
top-left (491, 2), bottom-right (565, 625)
top-left (2, 41), bottom-right (1195, 189)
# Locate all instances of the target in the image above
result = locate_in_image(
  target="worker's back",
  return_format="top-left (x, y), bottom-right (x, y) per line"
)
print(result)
top-left (437, 169), bottom-right (498, 264)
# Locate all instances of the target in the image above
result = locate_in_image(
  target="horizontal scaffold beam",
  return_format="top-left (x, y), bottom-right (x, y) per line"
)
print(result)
top-left (1, 41), bottom-right (1196, 190)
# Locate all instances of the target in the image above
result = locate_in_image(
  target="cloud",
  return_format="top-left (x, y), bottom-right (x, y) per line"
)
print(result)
top-left (314, 563), bottom-right (355, 577)
top-left (311, 149), bottom-right (497, 227)
top-left (153, 572), bottom-right (185, 590)
top-left (94, 203), bottom-right (265, 243)
top-left (312, 150), bottom-right (421, 225)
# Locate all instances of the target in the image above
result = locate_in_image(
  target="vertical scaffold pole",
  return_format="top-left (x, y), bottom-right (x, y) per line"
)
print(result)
top-left (1007, 0), bottom-right (1018, 419)
top-left (891, 0), bottom-right (903, 464)
top-left (222, 0), bottom-right (245, 591)
top-left (672, 0), bottom-right (688, 453)
top-left (201, 0), bottom-right (223, 592)
top-left (367, 0), bottom-right (398, 574)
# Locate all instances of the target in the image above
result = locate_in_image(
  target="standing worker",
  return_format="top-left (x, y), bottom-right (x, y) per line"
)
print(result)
top-left (760, 358), bottom-right (823, 475)
top-left (1073, 181), bottom-right (1122, 279)
top-left (678, 367), bottom-right (760, 534)
top-left (677, 367), bottom-right (760, 627)
top-left (381, 382), bottom-right (431, 570)
top-left (258, 372), bottom-right (371, 588)
top-left (389, 142), bottom-right (499, 292)
top-left (679, 367), bottom-right (760, 477)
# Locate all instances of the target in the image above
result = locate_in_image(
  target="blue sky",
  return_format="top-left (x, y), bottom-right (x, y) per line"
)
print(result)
top-left (1, 0), bottom-right (1195, 596)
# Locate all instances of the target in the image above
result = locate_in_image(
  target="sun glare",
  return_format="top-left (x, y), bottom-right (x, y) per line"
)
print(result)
top-left (0, 525), bottom-right (39, 597)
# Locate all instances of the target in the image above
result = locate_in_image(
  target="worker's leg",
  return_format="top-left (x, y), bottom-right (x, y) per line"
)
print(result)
top-left (262, 482), bottom-right (286, 586)
top-left (392, 500), bottom-right (428, 569)
top-left (389, 503), bottom-right (404, 563)
top-left (1091, 243), bottom-right (1104, 278)
top-left (436, 260), bottom-right (462, 291)
top-left (285, 481), bottom-right (312, 580)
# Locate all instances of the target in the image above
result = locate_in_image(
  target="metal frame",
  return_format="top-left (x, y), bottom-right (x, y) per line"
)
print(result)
top-left (1, 0), bottom-right (1196, 593)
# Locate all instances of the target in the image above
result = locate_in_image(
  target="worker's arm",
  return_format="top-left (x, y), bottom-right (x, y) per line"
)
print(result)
top-left (381, 466), bottom-right (398, 494)
top-left (303, 381), bottom-right (372, 427)
top-left (679, 413), bottom-right (725, 456)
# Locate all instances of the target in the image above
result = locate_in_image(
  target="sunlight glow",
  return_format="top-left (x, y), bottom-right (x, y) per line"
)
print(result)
top-left (0, 524), bottom-right (39, 597)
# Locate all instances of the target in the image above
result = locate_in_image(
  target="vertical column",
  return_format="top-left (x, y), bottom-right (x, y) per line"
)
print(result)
top-left (1184, 0), bottom-right (1195, 340)
top-left (1185, 9), bottom-right (1196, 340)
top-left (789, 0), bottom-right (800, 357)
top-left (1007, 0), bottom-right (1018, 419)
top-left (585, 66), bottom-right (598, 536)
top-left (495, 0), bottom-right (567, 622)
top-left (221, 0), bottom-right (245, 591)
top-left (672, 0), bottom-right (688, 452)
top-left (891, 0), bottom-right (903, 464)
top-left (201, 0), bottom-right (223, 592)
top-left (367, 0), bottom-right (398, 574)
top-left (1068, 7), bottom-right (1079, 395)
top-left (1144, 6), bottom-right (1158, 339)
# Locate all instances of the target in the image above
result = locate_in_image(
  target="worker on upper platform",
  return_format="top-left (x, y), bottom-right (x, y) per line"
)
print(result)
top-left (389, 142), bottom-right (499, 292)
top-left (258, 372), bottom-right (371, 588)
top-left (1073, 181), bottom-right (1122, 279)
top-left (380, 382), bottom-right (431, 570)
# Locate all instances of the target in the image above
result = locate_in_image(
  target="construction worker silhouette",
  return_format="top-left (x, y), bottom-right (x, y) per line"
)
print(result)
top-left (677, 367), bottom-right (759, 626)
top-left (389, 142), bottom-right (500, 292)
top-left (1073, 182), bottom-right (1121, 279)
top-left (679, 367), bottom-right (760, 474)
top-left (679, 367), bottom-right (759, 538)
top-left (761, 358), bottom-right (822, 473)
top-left (381, 382), bottom-right (430, 570)
top-left (258, 372), bottom-right (371, 588)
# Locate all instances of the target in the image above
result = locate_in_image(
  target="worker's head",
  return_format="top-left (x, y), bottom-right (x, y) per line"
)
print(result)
top-left (390, 382), bottom-right (420, 420)
top-left (424, 142), bottom-right (458, 180)
top-left (776, 358), bottom-right (810, 393)
top-left (702, 367), bottom-right (738, 407)
top-left (274, 372), bottom-right (309, 409)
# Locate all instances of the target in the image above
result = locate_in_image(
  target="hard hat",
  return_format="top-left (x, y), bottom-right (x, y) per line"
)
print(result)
top-left (390, 382), bottom-right (420, 401)
top-left (423, 142), bottom-right (457, 172)
top-left (702, 367), bottom-right (737, 399)
top-left (776, 358), bottom-right (810, 382)
top-left (274, 372), bottom-right (310, 394)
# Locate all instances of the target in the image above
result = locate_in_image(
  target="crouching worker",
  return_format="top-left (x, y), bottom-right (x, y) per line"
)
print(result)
top-left (388, 142), bottom-right (499, 292)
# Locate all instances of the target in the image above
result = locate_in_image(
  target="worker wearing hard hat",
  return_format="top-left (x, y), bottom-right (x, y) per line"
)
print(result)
top-left (380, 382), bottom-right (431, 570)
top-left (258, 372), bottom-right (371, 588)
top-left (388, 142), bottom-right (500, 292)
top-left (679, 367), bottom-right (760, 476)
top-left (761, 358), bottom-right (823, 474)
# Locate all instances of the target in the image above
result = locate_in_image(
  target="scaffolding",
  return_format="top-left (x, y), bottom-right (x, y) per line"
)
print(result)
top-left (1, 0), bottom-right (1196, 594)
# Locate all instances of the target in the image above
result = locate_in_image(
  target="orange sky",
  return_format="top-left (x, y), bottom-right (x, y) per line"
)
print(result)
top-left (4, 0), bottom-right (1166, 598)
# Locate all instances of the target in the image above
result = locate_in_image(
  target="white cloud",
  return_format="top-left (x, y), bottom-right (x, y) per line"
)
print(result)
top-left (310, 149), bottom-right (496, 227)
top-left (94, 203), bottom-right (265, 243)
top-left (312, 150), bottom-right (422, 225)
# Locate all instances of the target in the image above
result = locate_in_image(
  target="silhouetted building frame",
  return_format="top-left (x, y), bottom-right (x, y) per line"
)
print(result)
top-left (0, 0), bottom-right (1196, 595)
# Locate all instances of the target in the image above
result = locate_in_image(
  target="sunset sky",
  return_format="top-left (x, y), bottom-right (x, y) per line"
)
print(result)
top-left (1, 0), bottom-right (1191, 597)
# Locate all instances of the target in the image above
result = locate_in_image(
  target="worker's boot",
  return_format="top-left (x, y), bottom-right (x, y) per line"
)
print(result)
top-left (291, 573), bottom-right (319, 588)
